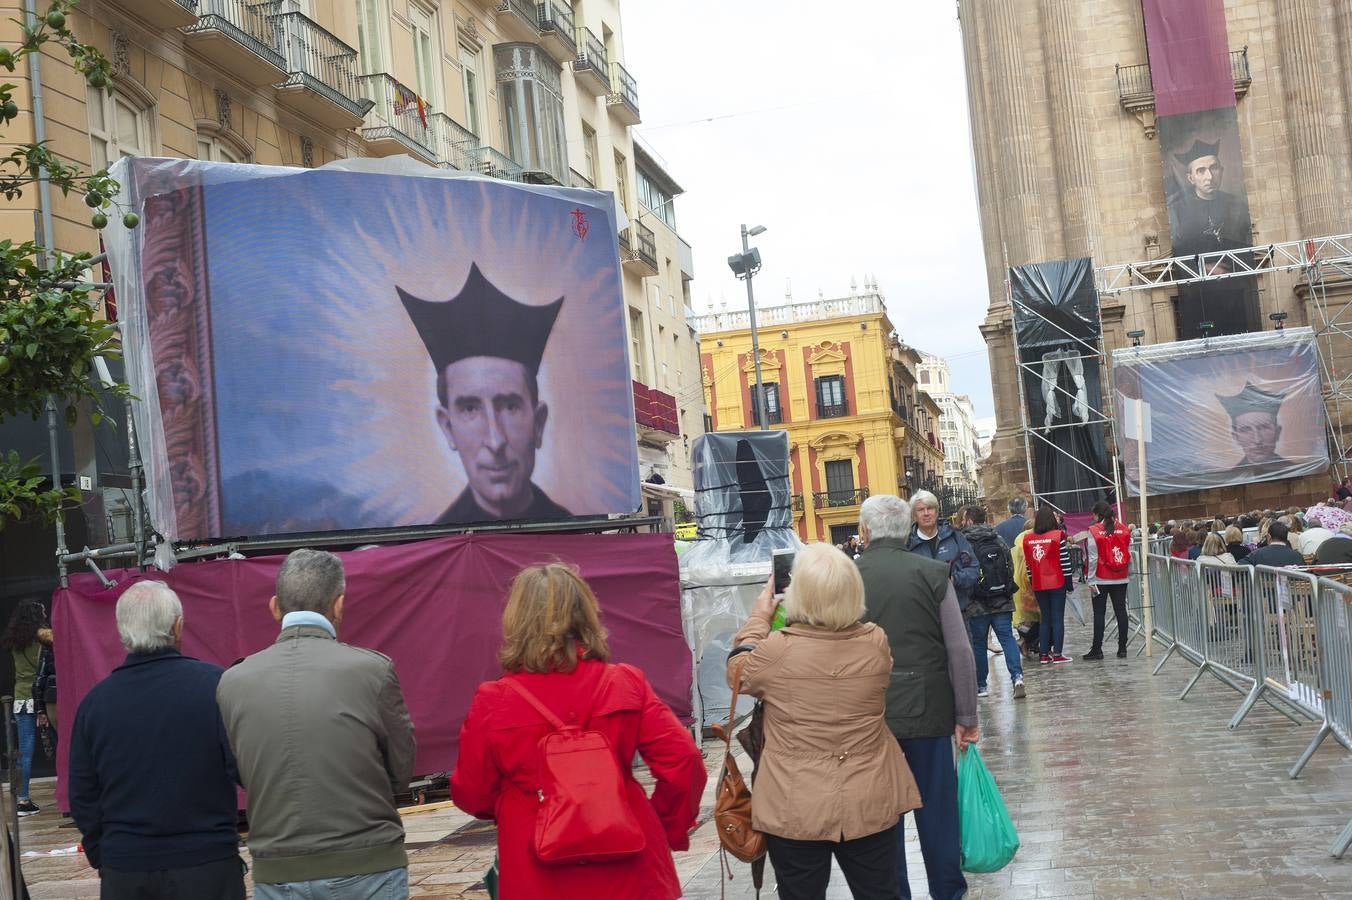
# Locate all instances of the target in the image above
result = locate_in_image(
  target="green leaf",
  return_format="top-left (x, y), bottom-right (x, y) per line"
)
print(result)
top-left (25, 342), bottom-right (37, 358)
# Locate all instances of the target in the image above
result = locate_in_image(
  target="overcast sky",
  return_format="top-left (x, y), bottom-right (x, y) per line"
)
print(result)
top-left (622, 0), bottom-right (995, 418)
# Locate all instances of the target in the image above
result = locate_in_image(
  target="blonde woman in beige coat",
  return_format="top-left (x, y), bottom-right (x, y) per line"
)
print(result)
top-left (727, 543), bottom-right (922, 900)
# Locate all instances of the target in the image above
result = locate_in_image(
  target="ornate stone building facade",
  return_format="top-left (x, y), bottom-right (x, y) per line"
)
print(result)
top-left (960, 0), bottom-right (1352, 518)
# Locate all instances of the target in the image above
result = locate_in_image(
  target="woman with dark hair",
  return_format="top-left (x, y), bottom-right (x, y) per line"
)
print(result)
top-left (1, 599), bottom-right (52, 816)
top-left (1170, 530), bottom-right (1191, 559)
top-left (1021, 507), bottom-right (1074, 664)
top-left (450, 564), bottom-right (705, 900)
top-left (1083, 501), bottom-right (1133, 660)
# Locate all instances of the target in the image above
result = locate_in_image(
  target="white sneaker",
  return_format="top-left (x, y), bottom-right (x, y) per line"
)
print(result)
top-left (1013, 677), bottom-right (1026, 699)
top-left (977, 686), bottom-right (989, 698)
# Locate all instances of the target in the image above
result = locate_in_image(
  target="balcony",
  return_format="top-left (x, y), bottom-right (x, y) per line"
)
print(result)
top-left (121, 0), bottom-right (196, 29)
top-left (607, 61), bottom-right (640, 125)
top-left (431, 112), bottom-right (478, 171)
top-left (537, 1), bottom-right (576, 63)
top-left (572, 26), bottom-right (610, 95)
top-left (357, 73), bottom-right (436, 162)
top-left (569, 168), bottom-right (594, 188)
top-left (1117, 47), bottom-right (1251, 112)
top-left (813, 487), bottom-right (869, 509)
top-left (819, 401), bottom-right (849, 419)
top-left (496, 0), bottom-right (541, 42)
top-left (469, 145), bottom-right (525, 182)
top-left (182, 0), bottom-right (286, 86)
top-left (791, 493), bottom-right (803, 513)
top-left (619, 221), bottom-right (658, 276)
top-left (271, 12), bottom-right (370, 129)
top-left (633, 381), bottom-right (680, 443)
top-left (684, 305), bottom-right (700, 334)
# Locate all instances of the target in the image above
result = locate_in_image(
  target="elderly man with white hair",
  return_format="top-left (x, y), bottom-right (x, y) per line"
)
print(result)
top-left (856, 494), bottom-right (979, 900)
top-left (68, 581), bottom-right (245, 900)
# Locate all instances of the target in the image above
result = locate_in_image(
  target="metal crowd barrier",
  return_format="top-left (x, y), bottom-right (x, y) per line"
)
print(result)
top-left (1132, 554), bottom-right (1352, 858)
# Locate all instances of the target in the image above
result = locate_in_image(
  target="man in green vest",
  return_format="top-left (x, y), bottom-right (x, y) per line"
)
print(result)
top-left (857, 494), bottom-right (979, 900)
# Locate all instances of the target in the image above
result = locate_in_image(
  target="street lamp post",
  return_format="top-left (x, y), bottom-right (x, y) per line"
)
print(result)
top-left (729, 224), bottom-right (768, 429)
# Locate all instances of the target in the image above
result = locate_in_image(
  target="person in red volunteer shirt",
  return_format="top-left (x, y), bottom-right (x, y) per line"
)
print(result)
top-left (1082, 500), bottom-right (1133, 660)
top-left (1021, 507), bottom-right (1075, 664)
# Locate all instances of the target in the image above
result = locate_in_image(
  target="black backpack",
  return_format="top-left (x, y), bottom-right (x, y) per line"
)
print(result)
top-left (969, 531), bottom-right (1014, 601)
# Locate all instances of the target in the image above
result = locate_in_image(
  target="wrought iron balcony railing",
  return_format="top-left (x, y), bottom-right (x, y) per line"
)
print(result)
top-left (432, 112), bottom-right (479, 170)
top-left (791, 493), bottom-right (804, 512)
top-left (572, 26), bottom-right (609, 91)
top-left (607, 60), bottom-right (639, 122)
top-left (272, 11), bottom-right (368, 118)
top-left (537, 1), bottom-right (576, 55)
top-left (184, 0), bottom-right (286, 72)
top-left (471, 145), bottom-right (525, 182)
top-left (358, 73), bottom-right (436, 160)
top-left (819, 401), bottom-right (849, 419)
top-left (497, 0), bottom-right (540, 33)
top-left (1117, 47), bottom-right (1250, 108)
top-left (633, 220), bottom-right (657, 268)
top-left (813, 487), bottom-right (869, 509)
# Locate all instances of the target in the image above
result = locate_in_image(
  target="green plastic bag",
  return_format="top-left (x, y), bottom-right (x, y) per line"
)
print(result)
top-left (957, 745), bottom-right (1019, 873)
top-left (484, 855), bottom-right (498, 899)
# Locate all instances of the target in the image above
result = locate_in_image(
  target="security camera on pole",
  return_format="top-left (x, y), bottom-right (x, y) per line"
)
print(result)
top-left (728, 224), bottom-right (768, 430)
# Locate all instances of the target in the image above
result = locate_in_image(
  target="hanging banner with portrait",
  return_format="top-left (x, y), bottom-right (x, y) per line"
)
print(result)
top-left (102, 158), bottom-right (641, 541)
top-left (1010, 258), bottom-right (1112, 513)
top-left (1113, 328), bottom-right (1328, 496)
top-left (1143, 0), bottom-right (1259, 338)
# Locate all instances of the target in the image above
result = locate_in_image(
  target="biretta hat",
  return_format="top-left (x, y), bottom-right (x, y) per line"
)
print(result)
top-left (1175, 139), bottom-right (1220, 166)
top-left (397, 264), bottom-right (563, 376)
top-left (1217, 382), bottom-right (1285, 420)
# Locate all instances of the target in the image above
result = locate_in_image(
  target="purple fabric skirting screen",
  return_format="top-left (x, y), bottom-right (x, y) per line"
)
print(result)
top-left (51, 532), bottom-right (689, 810)
top-left (1142, 0), bottom-right (1236, 117)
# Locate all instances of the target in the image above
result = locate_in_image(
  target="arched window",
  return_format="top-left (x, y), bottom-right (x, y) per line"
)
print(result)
top-left (196, 127), bottom-right (252, 164)
top-left (87, 86), bottom-right (150, 171)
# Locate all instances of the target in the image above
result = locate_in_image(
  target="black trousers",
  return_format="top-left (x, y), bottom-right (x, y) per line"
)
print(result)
top-left (1091, 582), bottom-right (1130, 652)
top-left (766, 825), bottom-right (901, 900)
top-left (100, 855), bottom-right (246, 900)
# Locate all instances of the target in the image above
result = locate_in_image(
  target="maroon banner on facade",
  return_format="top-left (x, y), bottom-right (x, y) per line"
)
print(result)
top-left (52, 532), bottom-right (688, 810)
top-left (1143, 0), bottom-right (1258, 338)
top-left (1142, 0), bottom-right (1236, 116)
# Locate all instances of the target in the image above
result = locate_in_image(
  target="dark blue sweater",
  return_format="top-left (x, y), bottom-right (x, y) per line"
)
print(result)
top-left (69, 649), bottom-right (240, 872)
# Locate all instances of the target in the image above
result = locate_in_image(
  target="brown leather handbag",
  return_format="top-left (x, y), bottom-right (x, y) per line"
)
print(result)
top-left (712, 660), bottom-right (766, 865)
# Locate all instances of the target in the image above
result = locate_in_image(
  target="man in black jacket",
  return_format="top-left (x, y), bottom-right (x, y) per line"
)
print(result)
top-left (962, 506), bottom-right (1026, 700)
top-left (1243, 521), bottom-right (1305, 568)
top-left (69, 581), bottom-right (243, 900)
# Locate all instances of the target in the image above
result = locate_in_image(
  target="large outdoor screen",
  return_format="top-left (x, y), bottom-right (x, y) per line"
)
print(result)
top-left (1113, 328), bottom-right (1329, 496)
top-left (108, 159), bottom-right (640, 540)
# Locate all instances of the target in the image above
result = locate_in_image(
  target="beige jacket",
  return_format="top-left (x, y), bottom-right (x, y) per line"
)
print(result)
top-left (727, 612), bottom-right (922, 841)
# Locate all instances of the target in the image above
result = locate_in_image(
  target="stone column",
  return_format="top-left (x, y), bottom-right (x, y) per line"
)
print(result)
top-left (1039, 0), bottom-right (1101, 259)
top-left (987, 0), bottom-right (1049, 265)
top-left (960, 0), bottom-right (1010, 308)
top-left (1276, 0), bottom-right (1343, 237)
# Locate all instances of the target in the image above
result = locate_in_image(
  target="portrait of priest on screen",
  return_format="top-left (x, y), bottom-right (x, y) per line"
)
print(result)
top-left (1170, 138), bottom-right (1250, 257)
top-left (398, 264), bottom-right (573, 524)
top-left (1219, 382), bottom-right (1291, 470)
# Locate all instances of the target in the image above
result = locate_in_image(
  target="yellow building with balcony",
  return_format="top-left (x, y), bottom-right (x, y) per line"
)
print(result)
top-left (693, 285), bottom-right (946, 545)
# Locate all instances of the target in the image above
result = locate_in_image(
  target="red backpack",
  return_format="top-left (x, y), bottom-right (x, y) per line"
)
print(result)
top-left (504, 667), bottom-right (647, 865)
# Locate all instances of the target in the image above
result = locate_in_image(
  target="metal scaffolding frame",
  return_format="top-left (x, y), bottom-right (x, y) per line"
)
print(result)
top-left (1006, 272), bottom-right (1123, 516)
top-left (1095, 231), bottom-right (1352, 480)
top-left (1007, 232), bottom-right (1352, 512)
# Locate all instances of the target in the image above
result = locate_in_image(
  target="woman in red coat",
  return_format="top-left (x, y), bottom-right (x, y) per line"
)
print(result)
top-left (450, 563), bottom-right (706, 900)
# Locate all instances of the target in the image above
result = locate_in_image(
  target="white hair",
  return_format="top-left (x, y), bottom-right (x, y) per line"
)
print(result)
top-left (116, 581), bottom-right (183, 654)
top-left (1008, 497), bottom-right (1027, 515)
top-left (860, 494), bottom-right (912, 540)
top-left (910, 490), bottom-right (940, 513)
top-left (782, 543), bottom-right (865, 630)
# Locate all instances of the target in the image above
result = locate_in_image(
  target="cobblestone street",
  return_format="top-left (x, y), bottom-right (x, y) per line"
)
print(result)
top-left (13, 601), bottom-right (1352, 898)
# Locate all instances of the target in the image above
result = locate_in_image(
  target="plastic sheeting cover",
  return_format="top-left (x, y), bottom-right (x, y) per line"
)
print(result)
top-left (102, 156), bottom-right (627, 542)
top-left (1113, 327), bottom-right (1329, 495)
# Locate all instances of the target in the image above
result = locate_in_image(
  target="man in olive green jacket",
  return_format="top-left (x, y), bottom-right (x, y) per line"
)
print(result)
top-left (217, 549), bottom-right (415, 898)
top-left (857, 494), bottom-right (978, 900)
